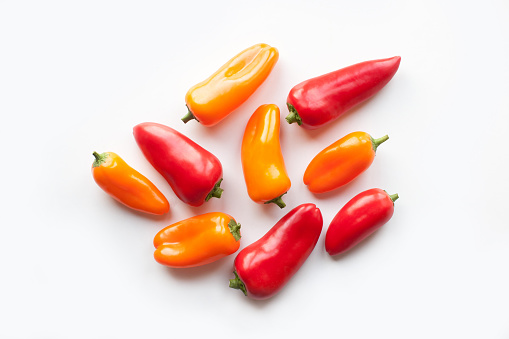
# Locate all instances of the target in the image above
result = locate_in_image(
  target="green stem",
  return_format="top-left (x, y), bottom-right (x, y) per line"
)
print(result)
top-left (181, 106), bottom-right (198, 124)
top-left (371, 135), bottom-right (389, 152)
top-left (285, 103), bottom-right (302, 126)
top-left (389, 193), bottom-right (399, 203)
top-left (228, 219), bottom-right (241, 241)
top-left (264, 192), bottom-right (287, 209)
top-left (205, 179), bottom-right (223, 202)
top-left (229, 271), bottom-right (247, 296)
top-left (92, 151), bottom-right (108, 167)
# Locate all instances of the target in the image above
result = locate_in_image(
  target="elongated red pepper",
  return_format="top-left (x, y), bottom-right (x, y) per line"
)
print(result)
top-left (325, 188), bottom-right (398, 256)
top-left (286, 56), bottom-right (401, 130)
top-left (133, 122), bottom-right (223, 207)
top-left (229, 203), bottom-right (323, 300)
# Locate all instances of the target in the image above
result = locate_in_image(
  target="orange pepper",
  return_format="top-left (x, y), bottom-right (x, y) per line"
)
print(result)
top-left (303, 132), bottom-right (389, 193)
top-left (153, 212), bottom-right (241, 268)
top-left (182, 43), bottom-right (279, 126)
top-left (241, 104), bottom-right (291, 208)
top-left (91, 152), bottom-right (170, 215)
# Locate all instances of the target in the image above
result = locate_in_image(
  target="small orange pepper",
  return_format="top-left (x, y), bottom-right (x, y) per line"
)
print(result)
top-left (91, 152), bottom-right (170, 215)
top-left (241, 104), bottom-right (291, 208)
top-left (303, 132), bottom-right (389, 193)
top-left (182, 43), bottom-right (279, 126)
top-left (153, 212), bottom-right (241, 268)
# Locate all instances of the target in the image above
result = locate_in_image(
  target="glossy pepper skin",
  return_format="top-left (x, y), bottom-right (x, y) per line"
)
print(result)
top-left (133, 122), bottom-right (223, 207)
top-left (325, 188), bottom-right (398, 255)
top-left (154, 212), bottom-right (241, 268)
top-left (91, 152), bottom-right (169, 215)
top-left (304, 131), bottom-right (388, 194)
top-left (241, 104), bottom-right (291, 208)
top-left (182, 43), bottom-right (279, 126)
top-left (286, 56), bottom-right (401, 130)
top-left (229, 203), bottom-right (323, 300)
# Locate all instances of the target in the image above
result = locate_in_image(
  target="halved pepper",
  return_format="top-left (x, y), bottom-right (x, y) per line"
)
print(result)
top-left (241, 104), bottom-right (291, 208)
top-left (183, 43), bottom-right (279, 126)
top-left (154, 212), bottom-right (241, 268)
top-left (304, 131), bottom-right (388, 193)
top-left (91, 151), bottom-right (169, 215)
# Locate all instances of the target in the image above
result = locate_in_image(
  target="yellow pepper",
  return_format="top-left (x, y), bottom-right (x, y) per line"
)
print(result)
top-left (182, 43), bottom-right (279, 126)
top-left (241, 104), bottom-right (291, 208)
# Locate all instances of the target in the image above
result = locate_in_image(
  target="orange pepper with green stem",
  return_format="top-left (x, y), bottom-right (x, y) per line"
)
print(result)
top-left (182, 43), bottom-right (279, 126)
top-left (153, 212), bottom-right (241, 268)
top-left (304, 132), bottom-right (389, 194)
top-left (91, 152), bottom-right (170, 215)
top-left (241, 104), bottom-right (291, 208)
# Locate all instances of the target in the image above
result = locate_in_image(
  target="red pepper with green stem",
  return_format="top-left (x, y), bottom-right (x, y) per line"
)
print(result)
top-left (229, 203), bottom-right (323, 300)
top-left (325, 188), bottom-right (399, 256)
top-left (133, 122), bottom-right (223, 207)
top-left (286, 56), bottom-right (401, 130)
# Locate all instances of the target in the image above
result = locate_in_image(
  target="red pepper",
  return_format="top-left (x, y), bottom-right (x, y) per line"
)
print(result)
top-left (133, 122), bottom-right (223, 207)
top-left (325, 188), bottom-right (398, 256)
top-left (286, 56), bottom-right (401, 130)
top-left (229, 203), bottom-right (323, 300)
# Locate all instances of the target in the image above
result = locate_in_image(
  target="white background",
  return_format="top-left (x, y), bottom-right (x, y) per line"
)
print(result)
top-left (1, 0), bottom-right (508, 338)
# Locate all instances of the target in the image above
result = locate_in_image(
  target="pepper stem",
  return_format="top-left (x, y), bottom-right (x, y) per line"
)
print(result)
top-left (229, 271), bottom-right (247, 296)
top-left (181, 106), bottom-right (198, 124)
top-left (371, 135), bottom-right (389, 152)
top-left (205, 178), bottom-right (224, 202)
top-left (92, 151), bottom-right (108, 168)
top-left (389, 193), bottom-right (399, 203)
top-left (228, 219), bottom-right (241, 241)
top-left (285, 103), bottom-right (302, 126)
top-left (264, 192), bottom-right (287, 209)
